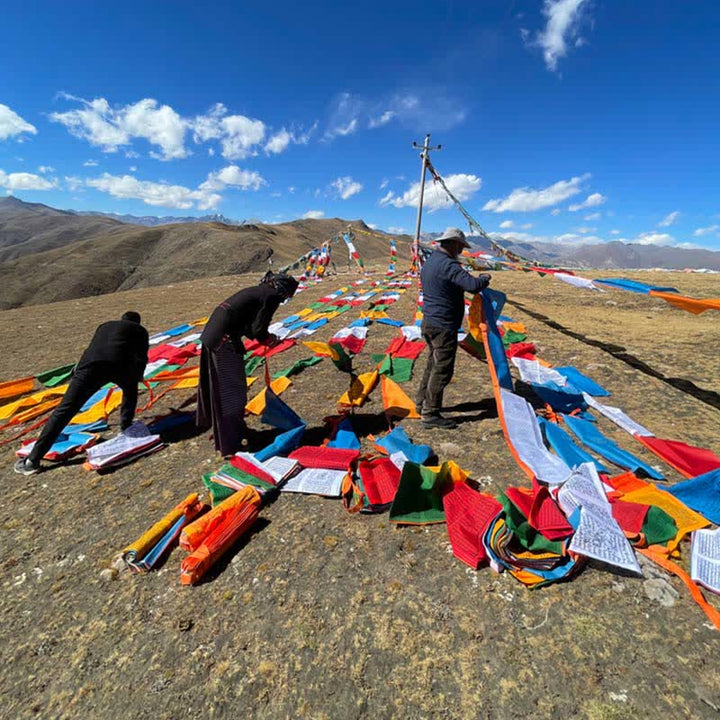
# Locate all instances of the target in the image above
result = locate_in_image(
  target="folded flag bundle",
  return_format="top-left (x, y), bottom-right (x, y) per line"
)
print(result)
top-left (17, 424), bottom-right (103, 461)
top-left (180, 486), bottom-right (261, 585)
top-left (84, 421), bottom-right (163, 471)
top-left (122, 493), bottom-right (206, 573)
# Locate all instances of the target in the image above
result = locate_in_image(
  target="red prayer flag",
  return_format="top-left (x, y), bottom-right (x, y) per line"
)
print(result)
top-left (443, 482), bottom-right (502, 569)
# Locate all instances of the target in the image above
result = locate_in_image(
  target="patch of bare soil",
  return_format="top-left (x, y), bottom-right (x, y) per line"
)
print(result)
top-left (0, 268), bottom-right (718, 719)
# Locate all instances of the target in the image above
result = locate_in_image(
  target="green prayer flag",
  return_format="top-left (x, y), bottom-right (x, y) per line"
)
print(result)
top-left (499, 493), bottom-right (565, 554)
top-left (245, 355), bottom-right (266, 375)
top-left (202, 473), bottom-right (236, 507)
top-left (144, 363), bottom-right (181, 380)
top-left (502, 329), bottom-right (527, 348)
top-left (389, 462), bottom-right (448, 525)
top-left (36, 363), bottom-right (75, 388)
top-left (272, 355), bottom-right (322, 379)
top-left (387, 357), bottom-right (414, 383)
top-left (641, 505), bottom-right (678, 546)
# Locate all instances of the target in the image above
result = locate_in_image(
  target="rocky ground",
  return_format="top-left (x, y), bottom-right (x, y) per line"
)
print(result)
top-left (0, 267), bottom-right (718, 719)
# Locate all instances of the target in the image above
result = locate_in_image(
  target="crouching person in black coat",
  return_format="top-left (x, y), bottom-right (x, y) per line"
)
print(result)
top-left (14, 311), bottom-right (149, 475)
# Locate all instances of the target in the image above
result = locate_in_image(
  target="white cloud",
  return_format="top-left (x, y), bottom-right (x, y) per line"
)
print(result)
top-left (264, 129), bottom-right (292, 155)
top-left (37, 165), bottom-right (55, 174)
top-left (499, 220), bottom-right (514, 229)
top-left (635, 232), bottom-right (675, 246)
top-left (0, 169), bottom-right (55, 191)
top-left (263, 123), bottom-right (316, 155)
top-left (0, 104), bottom-right (37, 141)
top-left (484, 174), bottom-right (588, 213)
top-left (575, 226), bottom-right (597, 234)
top-left (521, 223), bottom-right (533, 230)
top-left (368, 110), bottom-right (395, 128)
top-left (51, 95), bottom-right (188, 160)
top-left (568, 192), bottom-right (606, 211)
top-left (330, 176), bottom-right (363, 200)
top-left (288, 186), bottom-right (296, 194)
top-left (367, 223), bottom-right (378, 229)
top-left (379, 178), bottom-right (389, 190)
top-left (325, 91), bottom-right (465, 140)
top-left (129, 165), bottom-right (137, 172)
top-left (529, 0), bottom-right (591, 72)
top-left (388, 226), bottom-right (407, 234)
top-left (65, 176), bottom-right (84, 192)
top-left (491, 230), bottom-right (602, 247)
top-left (302, 210), bottom-right (324, 219)
top-left (584, 211), bottom-right (601, 221)
top-left (610, 229), bottom-right (621, 235)
top-left (693, 224), bottom-right (719, 237)
top-left (380, 173), bottom-right (481, 212)
top-left (83, 160), bottom-right (98, 167)
top-left (551, 208), bottom-right (561, 216)
top-left (200, 165), bottom-right (266, 192)
top-left (658, 210), bottom-right (680, 227)
top-left (86, 172), bottom-right (221, 210)
top-left (52, 96), bottom-right (305, 162)
top-left (212, 114), bottom-right (265, 160)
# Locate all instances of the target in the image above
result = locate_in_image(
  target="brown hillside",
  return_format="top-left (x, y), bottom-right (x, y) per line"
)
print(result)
top-left (0, 196), bottom-right (123, 262)
top-left (0, 214), bottom-right (410, 309)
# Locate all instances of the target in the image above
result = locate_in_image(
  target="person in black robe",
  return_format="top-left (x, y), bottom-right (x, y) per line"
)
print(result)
top-left (196, 273), bottom-right (299, 456)
top-left (14, 311), bottom-right (149, 475)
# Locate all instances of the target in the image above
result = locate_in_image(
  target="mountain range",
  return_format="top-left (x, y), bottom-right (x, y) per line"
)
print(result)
top-left (1, 196), bottom-right (718, 309)
top-left (0, 197), bottom-right (403, 309)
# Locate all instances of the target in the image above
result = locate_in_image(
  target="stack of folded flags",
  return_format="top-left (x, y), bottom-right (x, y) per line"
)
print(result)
top-left (84, 421), bottom-right (164, 471)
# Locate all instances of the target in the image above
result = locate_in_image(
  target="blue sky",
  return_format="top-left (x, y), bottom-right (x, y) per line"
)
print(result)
top-left (1, 0), bottom-right (719, 250)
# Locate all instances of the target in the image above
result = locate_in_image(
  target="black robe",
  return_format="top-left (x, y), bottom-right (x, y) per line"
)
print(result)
top-left (196, 285), bottom-right (284, 455)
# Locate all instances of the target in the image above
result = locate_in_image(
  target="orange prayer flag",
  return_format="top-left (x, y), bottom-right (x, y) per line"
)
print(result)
top-left (180, 485), bottom-right (260, 553)
top-left (649, 290), bottom-right (720, 315)
top-left (245, 376), bottom-right (291, 415)
top-left (381, 376), bottom-right (420, 419)
top-left (621, 485), bottom-right (709, 553)
top-left (0, 384), bottom-right (68, 420)
top-left (339, 371), bottom-right (378, 407)
top-left (302, 341), bottom-right (339, 360)
top-left (152, 366), bottom-right (199, 382)
top-left (0, 376), bottom-right (34, 400)
top-left (180, 487), bottom-right (261, 585)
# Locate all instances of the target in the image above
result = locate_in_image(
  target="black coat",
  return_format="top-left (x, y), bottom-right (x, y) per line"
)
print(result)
top-left (201, 284), bottom-right (284, 352)
top-left (76, 319), bottom-right (149, 380)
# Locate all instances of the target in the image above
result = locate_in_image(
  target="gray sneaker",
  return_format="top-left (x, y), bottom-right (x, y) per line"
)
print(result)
top-left (422, 414), bottom-right (458, 430)
top-left (14, 458), bottom-right (41, 476)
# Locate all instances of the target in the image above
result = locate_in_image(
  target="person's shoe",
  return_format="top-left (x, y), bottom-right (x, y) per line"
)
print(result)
top-left (421, 414), bottom-right (457, 430)
top-left (415, 400), bottom-right (424, 416)
top-left (14, 458), bottom-right (41, 476)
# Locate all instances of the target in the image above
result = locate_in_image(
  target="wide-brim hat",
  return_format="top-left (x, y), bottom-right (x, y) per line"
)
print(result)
top-left (437, 226), bottom-right (470, 249)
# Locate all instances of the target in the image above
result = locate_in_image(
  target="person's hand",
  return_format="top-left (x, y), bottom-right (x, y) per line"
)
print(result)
top-left (478, 273), bottom-right (491, 288)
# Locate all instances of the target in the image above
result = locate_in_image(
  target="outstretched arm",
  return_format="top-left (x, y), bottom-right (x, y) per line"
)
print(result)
top-left (250, 296), bottom-right (282, 342)
top-left (447, 260), bottom-right (490, 294)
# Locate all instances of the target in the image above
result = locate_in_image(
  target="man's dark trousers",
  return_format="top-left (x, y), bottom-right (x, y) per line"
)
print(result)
top-left (416, 324), bottom-right (458, 416)
top-left (27, 362), bottom-right (139, 464)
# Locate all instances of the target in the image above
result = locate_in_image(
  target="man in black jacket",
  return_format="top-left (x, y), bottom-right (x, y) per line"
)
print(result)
top-left (14, 311), bottom-right (149, 475)
top-left (416, 228), bottom-right (491, 429)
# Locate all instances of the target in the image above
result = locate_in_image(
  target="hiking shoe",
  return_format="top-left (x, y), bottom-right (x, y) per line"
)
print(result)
top-left (422, 415), bottom-right (458, 430)
top-left (14, 458), bottom-right (41, 476)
